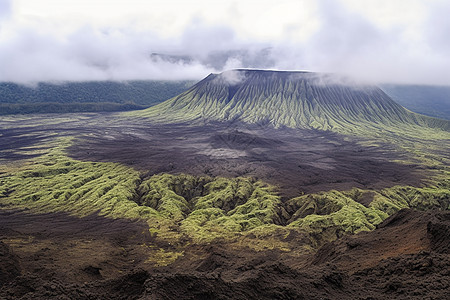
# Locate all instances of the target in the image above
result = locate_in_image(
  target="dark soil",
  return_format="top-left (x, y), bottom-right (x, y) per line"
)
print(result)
top-left (62, 119), bottom-right (429, 199)
top-left (0, 241), bottom-right (21, 288)
top-left (1, 113), bottom-right (448, 299)
top-left (0, 113), bottom-right (428, 198)
top-left (1, 208), bottom-right (448, 299)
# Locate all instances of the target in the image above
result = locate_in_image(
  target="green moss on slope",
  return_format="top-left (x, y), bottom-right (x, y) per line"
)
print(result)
top-left (0, 139), bottom-right (157, 220)
top-left (1, 138), bottom-right (448, 254)
top-left (128, 70), bottom-right (450, 134)
top-left (285, 182), bottom-right (450, 247)
top-left (136, 174), bottom-right (282, 242)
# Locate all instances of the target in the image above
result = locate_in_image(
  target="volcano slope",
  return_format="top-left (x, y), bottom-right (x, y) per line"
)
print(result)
top-left (134, 69), bottom-right (448, 132)
top-left (0, 70), bottom-right (449, 299)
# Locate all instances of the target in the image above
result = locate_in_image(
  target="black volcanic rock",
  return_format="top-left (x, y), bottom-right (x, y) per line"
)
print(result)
top-left (0, 241), bottom-right (21, 287)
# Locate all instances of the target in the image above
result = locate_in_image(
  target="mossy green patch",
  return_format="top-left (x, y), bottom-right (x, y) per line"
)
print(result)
top-left (0, 138), bottom-right (156, 220)
top-left (1, 136), bottom-right (448, 257)
top-left (136, 174), bottom-right (282, 243)
top-left (285, 182), bottom-right (450, 247)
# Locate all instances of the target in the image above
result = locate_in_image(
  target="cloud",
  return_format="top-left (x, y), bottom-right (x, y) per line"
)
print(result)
top-left (266, 0), bottom-right (450, 85)
top-left (0, 24), bottom-right (216, 83)
top-left (0, 0), bottom-right (12, 22)
top-left (214, 69), bottom-right (247, 85)
top-left (1, 0), bottom-right (450, 85)
top-left (424, 1), bottom-right (450, 54)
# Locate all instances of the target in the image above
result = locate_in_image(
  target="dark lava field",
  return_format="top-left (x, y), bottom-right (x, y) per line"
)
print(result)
top-left (1, 203), bottom-right (449, 299)
top-left (68, 120), bottom-right (425, 198)
top-left (0, 112), bottom-right (449, 299)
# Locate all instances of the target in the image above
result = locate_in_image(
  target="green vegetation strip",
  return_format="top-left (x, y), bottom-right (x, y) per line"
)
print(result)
top-left (1, 139), bottom-right (449, 254)
top-left (0, 140), bottom-right (153, 219)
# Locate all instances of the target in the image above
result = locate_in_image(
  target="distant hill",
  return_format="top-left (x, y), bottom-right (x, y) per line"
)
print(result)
top-left (381, 84), bottom-right (450, 120)
top-left (0, 80), bottom-right (195, 114)
top-left (134, 70), bottom-right (449, 132)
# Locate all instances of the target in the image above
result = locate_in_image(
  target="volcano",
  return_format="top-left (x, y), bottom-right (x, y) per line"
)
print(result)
top-left (137, 69), bottom-right (449, 132)
top-left (1, 70), bottom-right (449, 300)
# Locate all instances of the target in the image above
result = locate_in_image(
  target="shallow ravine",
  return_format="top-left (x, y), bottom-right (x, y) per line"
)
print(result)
top-left (0, 112), bottom-right (449, 299)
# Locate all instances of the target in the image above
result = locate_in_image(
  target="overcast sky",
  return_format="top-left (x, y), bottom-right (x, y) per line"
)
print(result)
top-left (1, 0), bottom-right (449, 85)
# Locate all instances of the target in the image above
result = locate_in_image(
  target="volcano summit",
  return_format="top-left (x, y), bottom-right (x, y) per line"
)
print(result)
top-left (136, 69), bottom-right (449, 132)
top-left (1, 69), bottom-right (449, 299)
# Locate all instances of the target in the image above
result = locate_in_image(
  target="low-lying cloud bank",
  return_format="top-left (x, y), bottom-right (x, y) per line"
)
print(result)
top-left (1, 0), bottom-right (450, 85)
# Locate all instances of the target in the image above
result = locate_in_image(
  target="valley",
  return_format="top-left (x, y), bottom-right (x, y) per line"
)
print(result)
top-left (3, 0), bottom-right (450, 297)
top-left (0, 70), bottom-right (449, 299)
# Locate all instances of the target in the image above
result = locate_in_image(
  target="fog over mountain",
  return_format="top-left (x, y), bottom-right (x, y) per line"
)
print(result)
top-left (1, 0), bottom-right (450, 85)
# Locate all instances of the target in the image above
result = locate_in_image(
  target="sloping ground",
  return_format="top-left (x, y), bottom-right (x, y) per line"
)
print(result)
top-left (312, 209), bottom-right (450, 299)
top-left (2, 137), bottom-right (448, 251)
top-left (382, 84), bottom-right (450, 120)
top-left (132, 70), bottom-right (450, 132)
top-left (0, 210), bottom-right (152, 299)
top-left (0, 113), bottom-right (448, 299)
top-left (1, 209), bottom-right (448, 299)
top-left (145, 209), bottom-right (450, 300)
top-left (0, 81), bottom-right (194, 106)
top-left (0, 80), bottom-right (194, 114)
top-left (66, 121), bottom-right (446, 199)
top-left (313, 209), bottom-right (448, 271)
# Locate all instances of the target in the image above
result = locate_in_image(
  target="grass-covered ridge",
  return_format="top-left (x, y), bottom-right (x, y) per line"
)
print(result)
top-left (285, 181), bottom-right (450, 248)
top-left (136, 174), bottom-right (282, 242)
top-left (1, 138), bottom-right (448, 255)
top-left (0, 139), bottom-right (153, 219)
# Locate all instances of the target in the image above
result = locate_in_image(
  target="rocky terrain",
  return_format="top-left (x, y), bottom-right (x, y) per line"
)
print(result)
top-left (1, 70), bottom-right (448, 299)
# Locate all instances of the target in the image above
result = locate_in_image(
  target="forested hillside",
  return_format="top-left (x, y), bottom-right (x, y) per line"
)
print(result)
top-left (382, 84), bottom-right (450, 120)
top-left (0, 80), bottom-right (194, 114)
